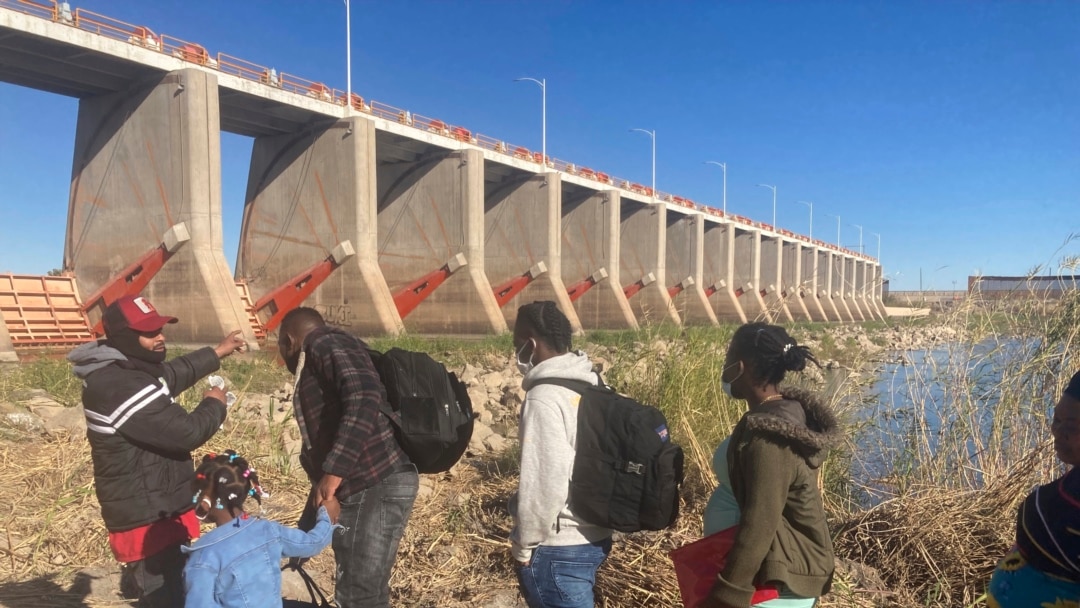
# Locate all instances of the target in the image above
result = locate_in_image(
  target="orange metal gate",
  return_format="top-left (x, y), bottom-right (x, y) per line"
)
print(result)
top-left (0, 274), bottom-right (94, 348)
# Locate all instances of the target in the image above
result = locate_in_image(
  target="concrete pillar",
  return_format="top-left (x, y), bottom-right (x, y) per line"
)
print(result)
top-left (855, 260), bottom-right (878, 320)
top-left (759, 236), bottom-right (792, 322)
top-left (816, 249), bottom-right (841, 322)
top-left (560, 187), bottom-right (637, 330)
top-left (665, 211), bottom-right (718, 326)
top-left (800, 245), bottom-right (829, 322)
top-left (0, 311), bottom-right (16, 362)
top-left (871, 263), bottom-right (888, 318)
top-left (871, 264), bottom-right (886, 319)
top-left (620, 198), bottom-right (680, 325)
top-left (238, 117), bottom-right (402, 335)
top-left (733, 227), bottom-right (772, 322)
top-left (703, 220), bottom-right (745, 323)
top-left (829, 254), bottom-right (855, 322)
top-left (845, 257), bottom-right (867, 321)
top-left (484, 169), bottom-right (581, 330)
top-left (376, 145), bottom-right (506, 334)
top-left (783, 240), bottom-right (812, 321)
top-left (65, 69), bottom-right (257, 345)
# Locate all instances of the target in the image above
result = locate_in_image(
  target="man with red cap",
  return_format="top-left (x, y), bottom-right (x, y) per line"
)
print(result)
top-left (67, 295), bottom-right (247, 607)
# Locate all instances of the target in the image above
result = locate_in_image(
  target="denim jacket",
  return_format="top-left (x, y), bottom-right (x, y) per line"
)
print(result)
top-left (181, 507), bottom-right (335, 608)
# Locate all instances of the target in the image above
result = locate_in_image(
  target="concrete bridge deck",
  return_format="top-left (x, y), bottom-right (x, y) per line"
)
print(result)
top-left (0, 1), bottom-right (885, 361)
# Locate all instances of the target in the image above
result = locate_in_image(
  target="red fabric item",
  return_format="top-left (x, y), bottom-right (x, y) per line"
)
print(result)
top-left (668, 526), bottom-right (780, 607)
top-left (108, 510), bottom-right (200, 563)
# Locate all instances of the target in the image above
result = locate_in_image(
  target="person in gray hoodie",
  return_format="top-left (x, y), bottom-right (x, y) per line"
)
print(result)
top-left (509, 301), bottom-right (613, 608)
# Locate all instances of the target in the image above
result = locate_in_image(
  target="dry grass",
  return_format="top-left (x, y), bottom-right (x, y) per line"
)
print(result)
top-left (832, 440), bottom-right (1055, 608)
top-left (2, 289), bottom-right (1078, 607)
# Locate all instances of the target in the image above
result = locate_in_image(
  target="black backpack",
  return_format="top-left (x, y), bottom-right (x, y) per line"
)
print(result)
top-left (532, 377), bottom-right (684, 532)
top-left (368, 348), bottom-right (474, 474)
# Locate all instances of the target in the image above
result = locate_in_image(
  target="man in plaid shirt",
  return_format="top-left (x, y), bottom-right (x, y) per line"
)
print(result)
top-left (279, 307), bottom-right (418, 608)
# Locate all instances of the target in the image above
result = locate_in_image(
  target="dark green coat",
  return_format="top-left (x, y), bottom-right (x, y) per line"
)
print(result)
top-left (710, 387), bottom-right (840, 606)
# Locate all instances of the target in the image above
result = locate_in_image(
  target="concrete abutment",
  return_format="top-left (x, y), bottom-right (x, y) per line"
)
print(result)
top-left (560, 185), bottom-right (637, 330)
top-left (375, 142), bottom-right (505, 334)
top-left (238, 116), bottom-right (402, 336)
top-left (732, 227), bottom-right (771, 322)
top-left (619, 197), bottom-right (680, 325)
top-left (484, 168), bottom-right (580, 330)
top-left (65, 68), bottom-right (257, 345)
top-left (702, 220), bottom-right (745, 322)
top-left (665, 210), bottom-right (718, 326)
top-left (0, 312), bottom-right (16, 362)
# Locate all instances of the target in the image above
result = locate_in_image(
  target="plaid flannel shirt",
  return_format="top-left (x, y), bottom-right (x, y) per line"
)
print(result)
top-left (292, 326), bottom-right (406, 499)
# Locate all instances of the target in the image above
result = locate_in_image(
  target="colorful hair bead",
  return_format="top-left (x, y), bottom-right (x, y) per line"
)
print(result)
top-left (215, 498), bottom-right (224, 510)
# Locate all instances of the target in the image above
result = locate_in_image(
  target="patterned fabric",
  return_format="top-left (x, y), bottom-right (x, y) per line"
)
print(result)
top-left (1015, 468), bottom-right (1080, 581)
top-left (292, 326), bottom-right (406, 500)
top-left (988, 548), bottom-right (1080, 608)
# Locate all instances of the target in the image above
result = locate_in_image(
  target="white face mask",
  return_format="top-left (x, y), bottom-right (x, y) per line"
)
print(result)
top-left (516, 339), bottom-right (536, 375)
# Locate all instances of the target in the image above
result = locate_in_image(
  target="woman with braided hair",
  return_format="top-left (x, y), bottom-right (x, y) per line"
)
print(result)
top-left (181, 449), bottom-right (339, 607)
top-left (509, 301), bottom-right (613, 608)
top-left (700, 323), bottom-right (840, 608)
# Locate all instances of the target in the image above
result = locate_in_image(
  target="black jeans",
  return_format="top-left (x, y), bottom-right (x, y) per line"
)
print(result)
top-left (119, 542), bottom-right (186, 608)
top-left (332, 465), bottom-right (419, 608)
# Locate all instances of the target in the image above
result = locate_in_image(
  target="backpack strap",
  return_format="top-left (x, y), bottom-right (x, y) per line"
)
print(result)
top-left (281, 562), bottom-right (331, 607)
top-left (529, 375), bottom-right (606, 393)
top-left (365, 347), bottom-right (403, 430)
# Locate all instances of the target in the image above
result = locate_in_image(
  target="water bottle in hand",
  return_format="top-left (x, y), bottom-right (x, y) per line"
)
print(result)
top-left (208, 375), bottom-right (237, 407)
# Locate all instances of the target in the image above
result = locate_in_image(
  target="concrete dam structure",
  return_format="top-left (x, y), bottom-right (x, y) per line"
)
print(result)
top-left (0, 1), bottom-right (885, 359)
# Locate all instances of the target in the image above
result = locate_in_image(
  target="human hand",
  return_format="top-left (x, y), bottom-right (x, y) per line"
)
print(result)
top-left (312, 474), bottom-right (342, 508)
top-left (322, 497), bottom-right (341, 525)
top-left (204, 385), bottom-right (227, 405)
top-left (214, 330), bottom-right (246, 359)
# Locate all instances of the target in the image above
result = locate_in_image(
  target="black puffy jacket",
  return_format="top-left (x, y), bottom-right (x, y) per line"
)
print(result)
top-left (69, 341), bottom-right (226, 532)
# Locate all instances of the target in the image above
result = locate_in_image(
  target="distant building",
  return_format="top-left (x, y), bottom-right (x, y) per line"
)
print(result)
top-left (968, 275), bottom-right (1080, 300)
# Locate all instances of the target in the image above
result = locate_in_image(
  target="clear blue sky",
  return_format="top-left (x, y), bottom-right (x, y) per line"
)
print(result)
top-left (1, 0), bottom-right (1077, 291)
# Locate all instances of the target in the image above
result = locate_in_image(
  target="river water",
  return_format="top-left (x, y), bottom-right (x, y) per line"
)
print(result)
top-left (841, 337), bottom-right (1062, 505)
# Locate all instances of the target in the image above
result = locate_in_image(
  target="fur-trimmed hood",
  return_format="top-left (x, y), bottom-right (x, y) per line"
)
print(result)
top-left (740, 386), bottom-right (841, 468)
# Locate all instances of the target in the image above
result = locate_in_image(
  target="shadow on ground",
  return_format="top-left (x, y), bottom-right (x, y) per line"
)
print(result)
top-left (0, 570), bottom-right (130, 608)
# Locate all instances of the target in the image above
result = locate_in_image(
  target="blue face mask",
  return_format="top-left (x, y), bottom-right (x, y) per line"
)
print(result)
top-left (722, 363), bottom-right (743, 399)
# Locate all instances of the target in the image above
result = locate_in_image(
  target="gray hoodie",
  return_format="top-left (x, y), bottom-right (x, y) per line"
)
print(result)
top-left (68, 340), bottom-right (128, 379)
top-left (509, 351), bottom-right (613, 562)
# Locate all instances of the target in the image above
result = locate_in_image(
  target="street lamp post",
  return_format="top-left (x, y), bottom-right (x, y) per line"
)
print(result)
top-left (850, 224), bottom-right (863, 253)
top-left (514, 77), bottom-right (546, 171)
top-left (704, 161), bottom-right (726, 216)
top-left (630, 128), bottom-right (656, 198)
top-left (796, 200), bottom-right (813, 240)
top-left (871, 232), bottom-right (881, 260)
top-left (756, 184), bottom-right (777, 228)
top-left (825, 213), bottom-right (841, 246)
top-left (345, 0), bottom-right (352, 102)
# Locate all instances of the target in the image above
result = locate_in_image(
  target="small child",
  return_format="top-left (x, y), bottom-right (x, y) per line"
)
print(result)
top-left (181, 450), bottom-right (339, 608)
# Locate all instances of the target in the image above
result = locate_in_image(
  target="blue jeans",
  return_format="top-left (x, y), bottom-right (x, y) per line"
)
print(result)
top-left (332, 465), bottom-right (419, 608)
top-left (518, 538), bottom-right (612, 608)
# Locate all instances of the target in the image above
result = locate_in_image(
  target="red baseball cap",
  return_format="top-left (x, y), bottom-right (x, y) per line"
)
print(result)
top-left (102, 295), bottom-right (178, 335)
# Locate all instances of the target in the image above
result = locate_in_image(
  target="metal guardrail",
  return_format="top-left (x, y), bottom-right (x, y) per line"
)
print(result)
top-left (0, 0), bottom-right (877, 262)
